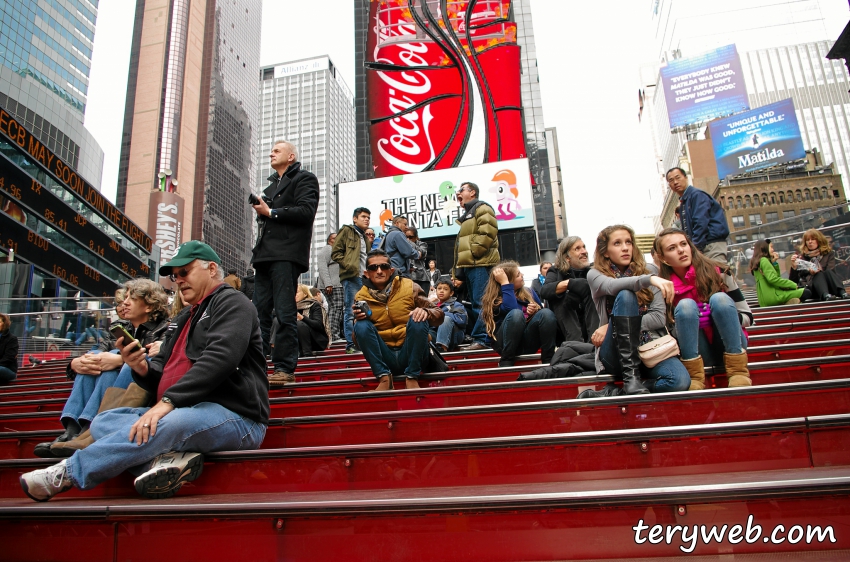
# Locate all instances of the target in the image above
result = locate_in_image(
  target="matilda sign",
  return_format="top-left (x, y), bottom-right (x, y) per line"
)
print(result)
top-left (338, 159), bottom-right (535, 239)
top-left (708, 98), bottom-right (806, 179)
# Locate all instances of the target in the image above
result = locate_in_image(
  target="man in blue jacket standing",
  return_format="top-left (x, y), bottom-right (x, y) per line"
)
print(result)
top-left (667, 167), bottom-right (730, 262)
top-left (381, 215), bottom-right (421, 277)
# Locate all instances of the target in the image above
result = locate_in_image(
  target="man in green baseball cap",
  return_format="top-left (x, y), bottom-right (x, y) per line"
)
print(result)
top-left (159, 241), bottom-right (223, 306)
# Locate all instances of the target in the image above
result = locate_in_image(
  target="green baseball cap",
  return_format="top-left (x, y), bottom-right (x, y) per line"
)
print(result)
top-left (158, 241), bottom-right (222, 276)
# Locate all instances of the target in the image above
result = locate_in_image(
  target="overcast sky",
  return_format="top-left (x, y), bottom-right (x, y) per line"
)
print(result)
top-left (85, 1), bottom-right (850, 256)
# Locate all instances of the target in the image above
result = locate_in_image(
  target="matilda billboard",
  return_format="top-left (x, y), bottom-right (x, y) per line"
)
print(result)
top-left (338, 158), bottom-right (535, 239)
top-left (709, 98), bottom-right (806, 179)
top-left (660, 44), bottom-right (749, 129)
top-left (365, 0), bottom-right (527, 178)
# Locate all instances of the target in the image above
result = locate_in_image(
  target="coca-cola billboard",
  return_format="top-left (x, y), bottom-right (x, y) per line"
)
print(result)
top-left (366, 0), bottom-right (526, 178)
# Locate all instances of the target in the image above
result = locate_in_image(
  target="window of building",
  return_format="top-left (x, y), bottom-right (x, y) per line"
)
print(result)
top-left (732, 216), bottom-right (745, 228)
top-left (748, 214), bottom-right (761, 226)
top-left (765, 212), bottom-right (779, 222)
top-left (783, 210), bottom-right (796, 219)
top-left (735, 234), bottom-right (748, 243)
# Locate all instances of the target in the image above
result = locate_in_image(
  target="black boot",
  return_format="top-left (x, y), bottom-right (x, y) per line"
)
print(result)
top-left (34, 418), bottom-right (82, 458)
top-left (577, 382), bottom-right (622, 399)
top-left (613, 315), bottom-right (650, 395)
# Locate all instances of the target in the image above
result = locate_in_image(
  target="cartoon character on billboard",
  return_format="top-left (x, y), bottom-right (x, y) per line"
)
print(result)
top-left (489, 169), bottom-right (522, 220)
top-left (439, 180), bottom-right (460, 222)
top-left (379, 208), bottom-right (393, 233)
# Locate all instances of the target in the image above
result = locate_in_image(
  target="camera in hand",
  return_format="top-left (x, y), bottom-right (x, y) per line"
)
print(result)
top-left (248, 193), bottom-right (267, 206)
top-left (354, 300), bottom-right (372, 318)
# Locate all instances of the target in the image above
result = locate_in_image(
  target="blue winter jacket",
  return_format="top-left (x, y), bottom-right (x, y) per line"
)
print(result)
top-left (437, 296), bottom-right (468, 330)
top-left (488, 285), bottom-right (544, 345)
top-left (382, 226), bottom-right (419, 275)
top-left (678, 185), bottom-right (730, 250)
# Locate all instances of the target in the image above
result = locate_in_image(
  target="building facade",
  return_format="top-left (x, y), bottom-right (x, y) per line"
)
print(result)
top-left (257, 56), bottom-right (356, 286)
top-left (352, 0), bottom-right (561, 255)
top-left (0, 0), bottom-right (105, 188)
top-left (116, 0), bottom-right (261, 275)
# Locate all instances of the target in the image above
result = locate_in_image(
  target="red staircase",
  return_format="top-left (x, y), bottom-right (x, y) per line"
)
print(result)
top-left (1, 299), bottom-right (849, 560)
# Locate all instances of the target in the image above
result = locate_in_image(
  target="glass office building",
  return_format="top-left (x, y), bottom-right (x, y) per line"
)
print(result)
top-left (257, 56), bottom-right (356, 286)
top-left (0, 0), bottom-right (105, 189)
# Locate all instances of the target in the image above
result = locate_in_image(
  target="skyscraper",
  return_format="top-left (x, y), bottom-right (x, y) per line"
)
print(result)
top-left (116, 0), bottom-right (261, 273)
top-left (353, 0), bottom-right (562, 255)
top-left (257, 56), bottom-right (356, 285)
top-left (642, 0), bottom-right (849, 227)
top-left (0, 0), bottom-right (105, 188)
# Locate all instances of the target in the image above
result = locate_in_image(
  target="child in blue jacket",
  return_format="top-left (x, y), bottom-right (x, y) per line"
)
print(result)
top-left (431, 281), bottom-right (468, 352)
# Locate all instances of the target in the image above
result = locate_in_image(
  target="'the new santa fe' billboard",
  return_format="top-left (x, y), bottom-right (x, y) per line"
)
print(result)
top-left (338, 158), bottom-right (535, 239)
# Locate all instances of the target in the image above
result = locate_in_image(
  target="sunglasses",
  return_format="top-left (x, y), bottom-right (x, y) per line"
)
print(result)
top-left (365, 232), bottom-right (375, 237)
top-left (167, 264), bottom-right (198, 282)
top-left (366, 263), bottom-right (392, 271)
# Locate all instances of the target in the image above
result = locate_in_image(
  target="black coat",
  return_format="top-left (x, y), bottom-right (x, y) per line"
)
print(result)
top-left (251, 162), bottom-right (320, 274)
top-left (517, 341), bottom-right (596, 380)
top-left (298, 301), bottom-right (329, 351)
top-left (67, 316), bottom-right (171, 380)
top-left (0, 332), bottom-right (18, 373)
top-left (241, 274), bottom-right (255, 300)
top-left (539, 265), bottom-right (600, 344)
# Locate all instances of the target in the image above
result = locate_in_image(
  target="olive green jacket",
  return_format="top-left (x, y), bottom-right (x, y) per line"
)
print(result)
top-left (331, 224), bottom-right (366, 282)
top-left (452, 200), bottom-right (500, 277)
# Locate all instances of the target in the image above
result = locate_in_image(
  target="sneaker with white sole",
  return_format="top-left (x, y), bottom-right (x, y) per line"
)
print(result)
top-left (20, 459), bottom-right (74, 502)
top-left (134, 451), bottom-right (204, 499)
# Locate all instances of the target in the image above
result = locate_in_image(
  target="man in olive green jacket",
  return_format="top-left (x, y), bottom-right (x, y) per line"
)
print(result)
top-left (452, 182), bottom-right (500, 348)
top-left (332, 207), bottom-right (371, 353)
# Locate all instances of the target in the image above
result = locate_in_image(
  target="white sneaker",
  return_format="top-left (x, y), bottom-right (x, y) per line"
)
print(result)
top-left (134, 451), bottom-right (204, 499)
top-left (20, 460), bottom-right (74, 502)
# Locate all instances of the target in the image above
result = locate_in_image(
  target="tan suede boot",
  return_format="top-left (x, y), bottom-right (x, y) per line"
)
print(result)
top-left (681, 355), bottom-right (706, 391)
top-left (50, 386), bottom-right (128, 456)
top-left (115, 383), bottom-right (151, 408)
top-left (369, 375), bottom-right (393, 392)
top-left (724, 351), bottom-right (752, 387)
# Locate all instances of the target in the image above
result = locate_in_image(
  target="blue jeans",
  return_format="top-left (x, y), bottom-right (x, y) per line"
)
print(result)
top-left (494, 308), bottom-right (557, 363)
top-left (674, 293), bottom-right (748, 367)
top-left (0, 366), bottom-right (15, 383)
top-left (61, 350), bottom-right (123, 426)
top-left (599, 291), bottom-right (689, 393)
top-left (463, 266), bottom-right (490, 345)
top-left (253, 260), bottom-right (300, 373)
top-left (342, 277), bottom-right (363, 350)
top-left (431, 317), bottom-right (465, 350)
top-left (354, 317), bottom-right (430, 379)
top-left (66, 402), bottom-right (266, 490)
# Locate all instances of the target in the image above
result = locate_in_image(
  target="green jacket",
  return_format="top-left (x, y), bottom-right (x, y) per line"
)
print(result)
top-left (753, 257), bottom-right (804, 307)
top-left (331, 224), bottom-right (366, 282)
top-left (452, 200), bottom-right (500, 277)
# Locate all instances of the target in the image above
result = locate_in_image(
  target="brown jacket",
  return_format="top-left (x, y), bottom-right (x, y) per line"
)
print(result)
top-left (223, 274), bottom-right (241, 290)
top-left (355, 274), bottom-right (443, 347)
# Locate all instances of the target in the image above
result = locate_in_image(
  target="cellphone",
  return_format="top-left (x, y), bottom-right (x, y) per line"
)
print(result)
top-left (354, 300), bottom-right (372, 318)
top-left (109, 323), bottom-right (141, 352)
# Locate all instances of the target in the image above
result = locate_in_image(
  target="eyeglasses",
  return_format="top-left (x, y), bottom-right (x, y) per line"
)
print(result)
top-left (168, 264), bottom-right (199, 282)
top-left (365, 232), bottom-right (375, 237)
top-left (366, 263), bottom-right (392, 271)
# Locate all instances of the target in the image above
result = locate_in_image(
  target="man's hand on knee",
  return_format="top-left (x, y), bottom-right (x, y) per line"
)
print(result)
top-left (409, 307), bottom-right (428, 322)
top-left (129, 400), bottom-right (175, 445)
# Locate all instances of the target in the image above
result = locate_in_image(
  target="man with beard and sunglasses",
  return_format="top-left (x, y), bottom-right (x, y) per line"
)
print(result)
top-left (353, 250), bottom-right (444, 391)
top-left (20, 241), bottom-right (269, 502)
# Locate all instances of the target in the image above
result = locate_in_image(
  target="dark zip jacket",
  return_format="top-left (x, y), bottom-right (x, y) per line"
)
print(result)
top-left (132, 284), bottom-right (270, 425)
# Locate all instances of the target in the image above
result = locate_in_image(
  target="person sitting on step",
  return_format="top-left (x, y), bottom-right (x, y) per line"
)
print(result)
top-left (749, 240), bottom-right (805, 307)
top-left (430, 280), bottom-right (468, 352)
top-left (790, 229), bottom-right (849, 302)
top-left (479, 261), bottom-right (557, 367)
top-left (353, 249), bottom-right (444, 391)
top-left (655, 228), bottom-right (753, 390)
top-left (296, 284), bottom-right (330, 357)
top-left (19, 241), bottom-right (269, 502)
top-left (577, 225), bottom-right (689, 398)
top-left (0, 313), bottom-right (19, 384)
top-left (34, 281), bottom-right (170, 459)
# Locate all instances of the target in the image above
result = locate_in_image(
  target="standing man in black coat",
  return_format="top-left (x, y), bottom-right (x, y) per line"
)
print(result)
top-left (250, 140), bottom-right (319, 385)
top-left (539, 236), bottom-right (600, 344)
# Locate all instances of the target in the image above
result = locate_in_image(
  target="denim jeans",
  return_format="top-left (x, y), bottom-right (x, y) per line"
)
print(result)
top-left (66, 402), bottom-right (267, 490)
top-left (61, 350), bottom-right (123, 426)
top-left (674, 293), bottom-right (748, 367)
top-left (494, 308), bottom-right (557, 362)
top-left (253, 260), bottom-right (300, 373)
top-left (0, 366), bottom-right (15, 383)
top-left (354, 317), bottom-right (430, 379)
top-left (342, 277), bottom-right (363, 350)
top-left (463, 266), bottom-right (490, 345)
top-left (599, 290), bottom-right (689, 393)
top-left (431, 317), bottom-right (465, 350)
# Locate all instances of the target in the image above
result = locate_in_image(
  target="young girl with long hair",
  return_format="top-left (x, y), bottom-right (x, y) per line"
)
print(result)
top-left (655, 228), bottom-right (753, 389)
top-left (295, 284), bottom-right (330, 357)
top-left (578, 225), bottom-right (689, 398)
top-left (789, 229), bottom-right (848, 301)
top-left (749, 240), bottom-right (805, 307)
top-left (479, 261), bottom-right (557, 367)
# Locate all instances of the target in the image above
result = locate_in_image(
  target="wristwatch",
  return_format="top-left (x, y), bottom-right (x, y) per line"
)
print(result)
top-left (161, 396), bottom-right (174, 406)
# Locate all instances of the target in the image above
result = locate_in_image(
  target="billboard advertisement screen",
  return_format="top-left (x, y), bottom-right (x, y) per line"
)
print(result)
top-left (660, 44), bottom-right (749, 129)
top-left (366, 1), bottom-right (527, 178)
top-left (709, 98), bottom-right (806, 179)
top-left (338, 158), bottom-right (534, 239)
